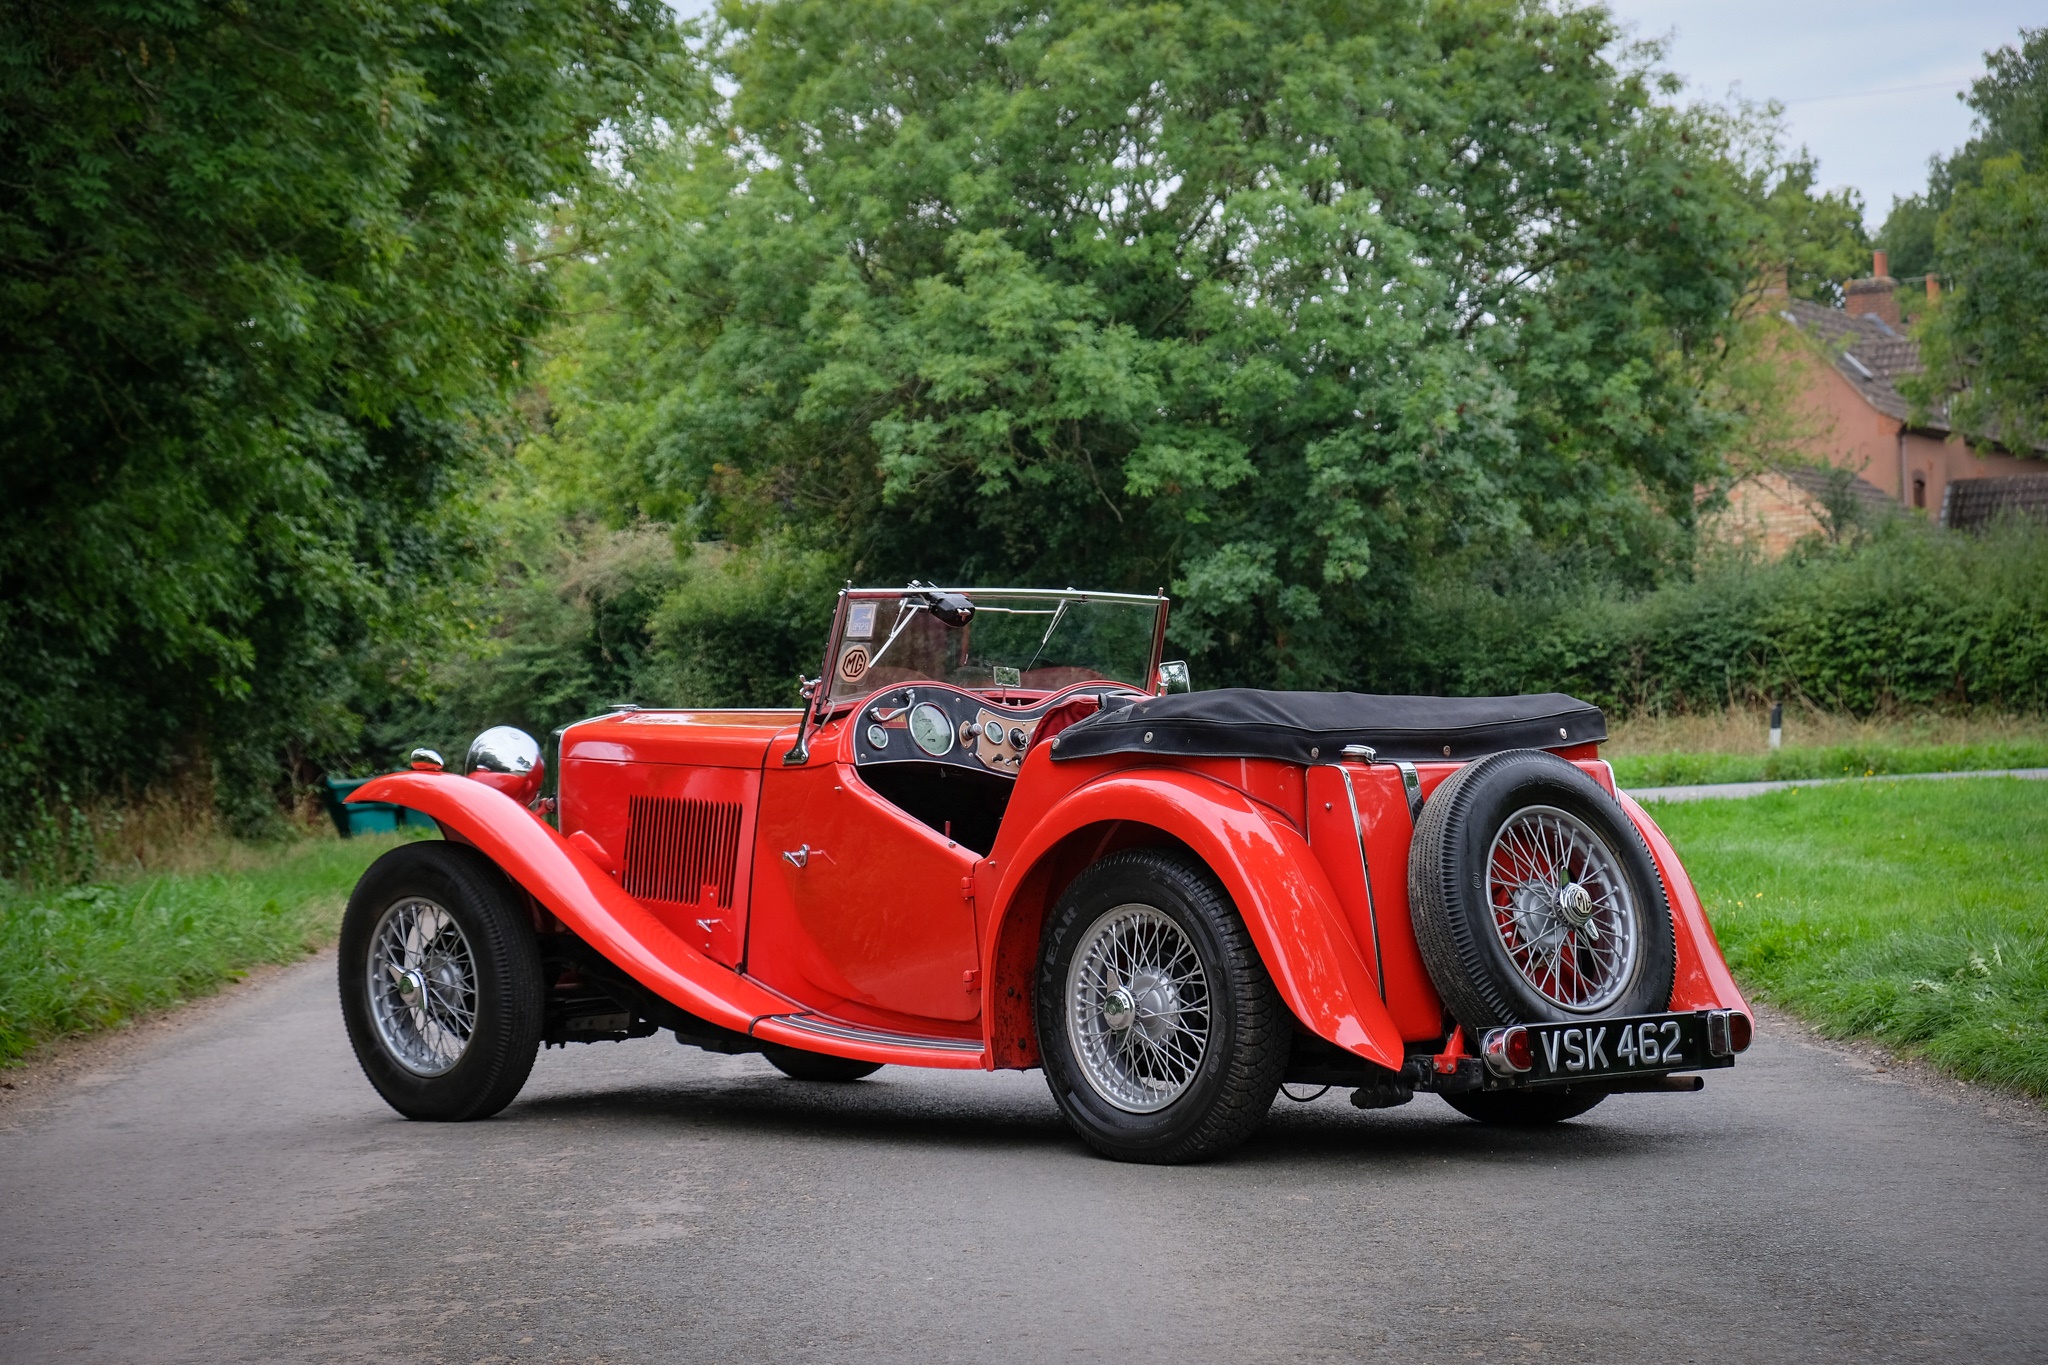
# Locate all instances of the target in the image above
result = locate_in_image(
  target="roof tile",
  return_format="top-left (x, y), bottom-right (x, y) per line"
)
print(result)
top-left (1777, 298), bottom-right (1939, 430)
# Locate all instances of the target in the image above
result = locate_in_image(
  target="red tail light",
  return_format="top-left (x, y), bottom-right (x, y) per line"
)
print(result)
top-left (1481, 1026), bottom-right (1533, 1076)
top-left (1707, 1010), bottom-right (1754, 1057)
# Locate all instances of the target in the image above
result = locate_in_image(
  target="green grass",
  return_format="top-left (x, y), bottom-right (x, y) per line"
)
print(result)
top-left (1653, 778), bottom-right (2048, 1098)
top-left (1611, 739), bottom-right (2048, 789)
top-left (0, 833), bottom-right (413, 1065)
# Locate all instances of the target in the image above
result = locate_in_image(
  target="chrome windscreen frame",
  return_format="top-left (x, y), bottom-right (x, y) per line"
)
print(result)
top-left (800, 585), bottom-right (1171, 733)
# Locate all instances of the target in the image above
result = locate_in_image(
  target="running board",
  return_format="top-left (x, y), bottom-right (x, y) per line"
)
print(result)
top-left (752, 1013), bottom-right (987, 1069)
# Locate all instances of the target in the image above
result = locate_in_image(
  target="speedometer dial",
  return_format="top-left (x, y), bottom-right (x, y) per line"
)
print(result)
top-left (908, 702), bottom-right (955, 756)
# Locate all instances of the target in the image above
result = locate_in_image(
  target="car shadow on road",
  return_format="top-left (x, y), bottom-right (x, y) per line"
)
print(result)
top-left (502, 1072), bottom-right (1679, 1169)
top-left (1241, 1096), bottom-right (1679, 1169)
top-left (507, 1072), bottom-right (1079, 1152)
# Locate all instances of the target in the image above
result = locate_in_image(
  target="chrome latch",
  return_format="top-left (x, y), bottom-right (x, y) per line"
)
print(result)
top-left (782, 845), bottom-right (814, 868)
top-left (1395, 761), bottom-right (1423, 819)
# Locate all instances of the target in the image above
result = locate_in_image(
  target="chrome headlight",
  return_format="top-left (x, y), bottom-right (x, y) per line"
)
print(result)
top-left (465, 726), bottom-right (544, 805)
top-left (466, 726), bottom-right (541, 776)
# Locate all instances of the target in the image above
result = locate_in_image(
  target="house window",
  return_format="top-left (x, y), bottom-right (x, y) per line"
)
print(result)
top-left (1913, 473), bottom-right (1927, 510)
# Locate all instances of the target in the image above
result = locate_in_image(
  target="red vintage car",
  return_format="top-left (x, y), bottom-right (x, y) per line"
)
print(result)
top-left (340, 584), bottom-right (1751, 1163)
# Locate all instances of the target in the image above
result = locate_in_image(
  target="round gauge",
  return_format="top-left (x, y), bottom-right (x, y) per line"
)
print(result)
top-left (1010, 726), bottom-right (1028, 749)
top-left (982, 719), bottom-right (1008, 746)
top-left (866, 724), bottom-right (889, 750)
top-left (908, 702), bottom-right (955, 757)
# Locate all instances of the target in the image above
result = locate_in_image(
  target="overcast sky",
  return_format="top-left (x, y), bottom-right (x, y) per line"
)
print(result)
top-left (1605, 0), bottom-right (2034, 228)
top-left (666, 1), bottom-right (2035, 230)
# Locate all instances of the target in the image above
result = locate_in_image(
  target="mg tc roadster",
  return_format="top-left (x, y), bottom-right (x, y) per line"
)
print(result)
top-left (340, 585), bottom-right (1751, 1163)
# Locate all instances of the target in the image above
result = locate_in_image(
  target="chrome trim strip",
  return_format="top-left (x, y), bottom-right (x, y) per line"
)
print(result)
top-left (760, 1014), bottom-right (985, 1053)
top-left (1337, 765), bottom-right (1386, 1002)
top-left (547, 710), bottom-right (623, 830)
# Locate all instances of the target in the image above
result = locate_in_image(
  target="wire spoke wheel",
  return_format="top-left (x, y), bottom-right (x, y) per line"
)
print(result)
top-left (1065, 903), bottom-right (1211, 1113)
top-left (1485, 805), bottom-right (1639, 1013)
top-left (1038, 848), bottom-right (1287, 1162)
top-left (366, 897), bottom-right (479, 1076)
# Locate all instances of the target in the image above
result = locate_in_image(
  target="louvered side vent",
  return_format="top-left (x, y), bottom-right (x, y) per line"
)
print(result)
top-left (621, 796), bottom-right (742, 909)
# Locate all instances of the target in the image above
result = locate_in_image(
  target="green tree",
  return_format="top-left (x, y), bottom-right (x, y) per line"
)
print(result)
top-left (1896, 27), bottom-right (2048, 451)
top-left (545, 0), bottom-right (1792, 689)
top-left (0, 0), bottom-right (690, 828)
top-left (1879, 25), bottom-right (2045, 282)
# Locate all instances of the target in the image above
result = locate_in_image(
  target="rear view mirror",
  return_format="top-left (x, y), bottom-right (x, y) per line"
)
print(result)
top-left (1157, 660), bottom-right (1192, 694)
top-left (908, 589), bottom-right (975, 627)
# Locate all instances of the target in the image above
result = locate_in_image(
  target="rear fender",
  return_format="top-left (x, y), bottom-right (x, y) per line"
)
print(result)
top-left (986, 770), bottom-right (1405, 1071)
top-left (349, 772), bottom-right (789, 1035)
top-left (1618, 792), bottom-right (1752, 1016)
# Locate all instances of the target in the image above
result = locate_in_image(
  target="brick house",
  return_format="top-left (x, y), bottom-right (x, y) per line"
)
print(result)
top-left (1712, 252), bottom-right (2046, 554)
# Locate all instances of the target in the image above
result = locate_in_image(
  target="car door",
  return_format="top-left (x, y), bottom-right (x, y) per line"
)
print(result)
top-left (747, 752), bottom-right (983, 1025)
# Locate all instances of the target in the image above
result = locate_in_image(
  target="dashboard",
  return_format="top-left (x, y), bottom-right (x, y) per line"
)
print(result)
top-left (848, 683), bottom-right (1137, 777)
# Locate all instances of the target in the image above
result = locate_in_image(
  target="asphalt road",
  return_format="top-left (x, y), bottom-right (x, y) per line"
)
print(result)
top-left (3, 957), bottom-right (2044, 1365)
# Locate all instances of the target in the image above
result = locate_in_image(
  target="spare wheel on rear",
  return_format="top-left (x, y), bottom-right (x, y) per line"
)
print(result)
top-left (1408, 749), bottom-right (1675, 1031)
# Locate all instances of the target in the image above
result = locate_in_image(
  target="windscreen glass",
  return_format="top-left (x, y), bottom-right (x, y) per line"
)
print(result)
top-left (827, 591), bottom-right (1161, 705)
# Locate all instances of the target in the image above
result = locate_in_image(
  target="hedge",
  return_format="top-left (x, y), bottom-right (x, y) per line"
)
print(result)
top-left (1364, 523), bottom-right (2048, 715)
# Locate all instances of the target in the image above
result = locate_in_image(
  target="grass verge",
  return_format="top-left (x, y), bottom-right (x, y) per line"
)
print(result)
top-left (1653, 777), bottom-right (2048, 1098)
top-left (1604, 705), bottom-right (2048, 758)
top-left (0, 833), bottom-right (413, 1065)
top-left (1610, 739), bottom-right (2048, 789)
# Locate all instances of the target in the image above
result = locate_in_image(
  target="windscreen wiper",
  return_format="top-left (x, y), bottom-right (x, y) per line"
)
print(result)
top-left (1021, 598), bottom-right (1070, 676)
top-left (864, 601), bottom-right (927, 675)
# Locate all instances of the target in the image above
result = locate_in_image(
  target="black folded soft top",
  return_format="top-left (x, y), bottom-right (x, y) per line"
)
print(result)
top-left (1048, 689), bottom-right (1605, 765)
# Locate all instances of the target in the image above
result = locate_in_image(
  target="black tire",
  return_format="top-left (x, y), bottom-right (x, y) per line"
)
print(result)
top-left (1036, 848), bottom-right (1288, 1164)
top-left (761, 1044), bottom-right (884, 1083)
top-left (339, 841), bottom-right (544, 1121)
top-left (1409, 749), bottom-right (1676, 1033)
top-left (1443, 1088), bottom-right (1607, 1126)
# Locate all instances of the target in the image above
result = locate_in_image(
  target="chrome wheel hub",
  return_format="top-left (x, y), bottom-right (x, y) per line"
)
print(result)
top-left (366, 898), bottom-right (478, 1076)
top-left (1101, 985), bottom-right (1137, 1032)
top-left (1487, 806), bottom-right (1639, 1013)
top-left (1066, 904), bottom-right (1210, 1114)
top-left (1558, 882), bottom-right (1597, 932)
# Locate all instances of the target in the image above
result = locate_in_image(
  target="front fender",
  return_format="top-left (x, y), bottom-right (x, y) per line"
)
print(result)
top-left (350, 772), bottom-right (789, 1035)
top-left (992, 770), bottom-right (1405, 1071)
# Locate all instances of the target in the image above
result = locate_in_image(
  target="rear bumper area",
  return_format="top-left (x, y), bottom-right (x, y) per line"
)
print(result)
top-left (1414, 1010), bottom-right (1749, 1096)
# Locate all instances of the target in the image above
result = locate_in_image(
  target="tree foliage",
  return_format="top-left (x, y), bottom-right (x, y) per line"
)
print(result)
top-left (1895, 27), bottom-right (2048, 452)
top-left (543, 0), bottom-right (1804, 689)
top-left (0, 0), bottom-right (689, 827)
top-left (1755, 153), bottom-right (1869, 307)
